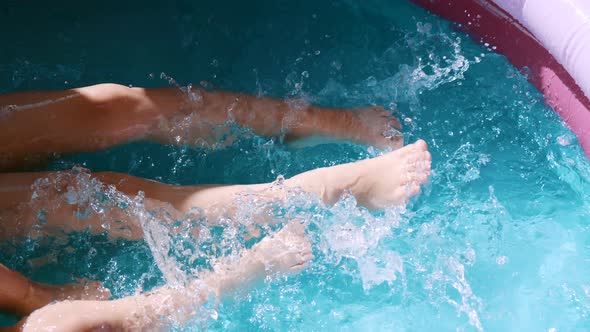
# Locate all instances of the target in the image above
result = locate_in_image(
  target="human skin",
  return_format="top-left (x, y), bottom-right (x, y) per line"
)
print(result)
top-left (0, 263), bottom-right (110, 318)
top-left (0, 140), bottom-right (429, 326)
top-left (0, 83), bottom-right (424, 329)
top-left (0, 83), bottom-right (402, 171)
top-left (3, 221), bottom-right (312, 332)
top-left (0, 140), bottom-right (430, 241)
top-left (0, 141), bottom-right (430, 325)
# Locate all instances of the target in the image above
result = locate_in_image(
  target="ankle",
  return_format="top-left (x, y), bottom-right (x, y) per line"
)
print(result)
top-left (317, 163), bottom-right (364, 205)
top-left (302, 107), bottom-right (356, 139)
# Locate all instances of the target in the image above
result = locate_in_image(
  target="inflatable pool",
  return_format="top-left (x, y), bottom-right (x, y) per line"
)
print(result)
top-left (413, 0), bottom-right (590, 158)
top-left (2, 1), bottom-right (590, 330)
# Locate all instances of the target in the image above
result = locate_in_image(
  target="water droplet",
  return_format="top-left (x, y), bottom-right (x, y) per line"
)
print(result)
top-left (210, 310), bottom-right (218, 320)
top-left (557, 135), bottom-right (572, 146)
top-left (36, 210), bottom-right (48, 225)
top-left (496, 256), bottom-right (508, 265)
top-left (101, 220), bottom-right (111, 230)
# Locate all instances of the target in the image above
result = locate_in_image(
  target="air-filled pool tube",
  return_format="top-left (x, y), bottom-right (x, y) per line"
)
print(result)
top-left (413, 0), bottom-right (590, 158)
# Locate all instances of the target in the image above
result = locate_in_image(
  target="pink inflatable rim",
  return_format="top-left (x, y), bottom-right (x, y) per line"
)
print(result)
top-left (412, 0), bottom-right (590, 159)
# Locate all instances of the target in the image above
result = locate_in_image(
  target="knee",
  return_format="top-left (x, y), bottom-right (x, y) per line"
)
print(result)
top-left (76, 83), bottom-right (143, 111)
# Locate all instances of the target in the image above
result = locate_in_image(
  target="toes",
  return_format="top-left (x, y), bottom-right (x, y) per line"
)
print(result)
top-left (414, 172), bottom-right (429, 184)
top-left (402, 173), bottom-right (428, 188)
top-left (414, 139), bottom-right (428, 151)
top-left (408, 184), bottom-right (421, 197)
top-left (394, 139), bottom-right (429, 160)
top-left (418, 153), bottom-right (431, 172)
top-left (396, 183), bottom-right (421, 200)
top-left (404, 156), bottom-right (431, 174)
top-left (289, 262), bottom-right (307, 272)
top-left (423, 150), bottom-right (432, 166)
top-left (403, 152), bottom-right (422, 165)
top-left (388, 117), bottom-right (402, 130)
top-left (404, 147), bottom-right (431, 171)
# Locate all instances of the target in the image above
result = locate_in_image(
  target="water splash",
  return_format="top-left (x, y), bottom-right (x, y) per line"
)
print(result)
top-left (318, 22), bottom-right (471, 108)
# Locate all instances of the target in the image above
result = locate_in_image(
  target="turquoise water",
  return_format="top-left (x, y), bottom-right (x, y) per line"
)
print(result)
top-left (2, 0), bottom-right (590, 330)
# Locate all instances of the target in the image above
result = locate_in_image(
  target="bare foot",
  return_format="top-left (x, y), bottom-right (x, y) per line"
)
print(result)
top-left (196, 221), bottom-right (313, 299)
top-left (17, 224), bottom-right (311, 332)
top-left (348, 139), bottom-right (431, 209)
top-left (286, 106), bottom-right (403, 150)
top-left (297, 106), bottom-right (403, 149)
top-left (250, 221), bottom-right (314, 274)
top-left (210, 221), bottom-right (313, 286)
top-left (351, 106), bottom-right (403, 150)
top-left (285, 139), bottom-right (431, 210)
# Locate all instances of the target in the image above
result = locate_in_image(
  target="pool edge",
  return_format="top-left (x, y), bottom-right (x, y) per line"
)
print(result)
top-left (411, 0), bottom-right (590, 159)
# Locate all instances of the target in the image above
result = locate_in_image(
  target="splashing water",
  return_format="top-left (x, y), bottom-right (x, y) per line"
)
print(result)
top-left (2, 0), bottom-right (590, 331)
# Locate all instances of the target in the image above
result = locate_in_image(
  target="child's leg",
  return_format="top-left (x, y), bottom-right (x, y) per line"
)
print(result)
top-left (0, 263), bottom-right (110, 317)
top-left (0, 140), bottom-right (430, 240)
top-left (17, 221), bottom-right (312, 332)
top-left (181, 139), bottom-right (431, 212)
top-left (0, 84), bottom-right (401, 171)
top-left (0, 84), bottom-right (185, 171)
top-left (0, 170), bottom-right (177, 240)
